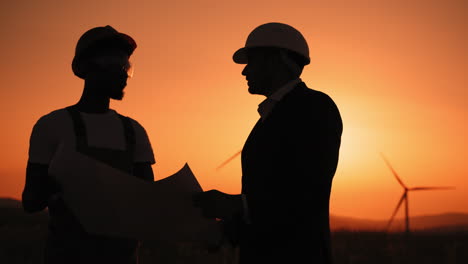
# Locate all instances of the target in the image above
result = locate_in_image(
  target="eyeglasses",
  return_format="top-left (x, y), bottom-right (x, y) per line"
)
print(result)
top-left (125, 61), bottom-right (134, 78)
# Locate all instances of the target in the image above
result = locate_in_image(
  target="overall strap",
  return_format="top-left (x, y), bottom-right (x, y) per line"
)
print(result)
top-left (66, 106), bottom-right (136, 155)
top-left (116, 113), bottom-right (136, 156)
top-left (66, 106), bottom-right (87, 151)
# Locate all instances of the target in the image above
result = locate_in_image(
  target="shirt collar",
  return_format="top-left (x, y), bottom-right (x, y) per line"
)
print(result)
top-left (257, 78), bottom-right (302, 120)
top-left (269, 78), bottom-right (302, 102)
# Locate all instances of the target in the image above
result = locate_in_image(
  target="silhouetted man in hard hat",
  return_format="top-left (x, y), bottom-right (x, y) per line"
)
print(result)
top-left (22, 26), bottom-right (155, 264)
top-left (194, 22), bottom-right (342, 263)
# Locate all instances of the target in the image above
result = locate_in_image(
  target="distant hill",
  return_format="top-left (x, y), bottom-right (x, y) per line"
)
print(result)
top-left (330, 213), bottom-right (468, 232)
top-left (331, 215), bottom-right (384, 231)
top-left (0, 197), bottom-right (48, 226)
top-left (1, 197), bottom-right (467, 232)
top-left (0, 197), bottom-right (22, 208)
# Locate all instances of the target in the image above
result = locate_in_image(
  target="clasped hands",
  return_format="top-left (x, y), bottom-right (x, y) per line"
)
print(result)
top-left (193, 190), bottom-right (243, 220)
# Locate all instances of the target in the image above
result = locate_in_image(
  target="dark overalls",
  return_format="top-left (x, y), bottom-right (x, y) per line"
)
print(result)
top-left (45, 106), bottom-right (140, 264)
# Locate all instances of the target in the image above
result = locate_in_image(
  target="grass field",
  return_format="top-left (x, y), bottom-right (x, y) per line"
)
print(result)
top-left (331, 230), bottom-right (468, 264)
top-left (1, 220), bottom-right (467, 264)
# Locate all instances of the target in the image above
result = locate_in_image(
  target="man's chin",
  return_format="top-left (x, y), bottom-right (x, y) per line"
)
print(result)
top-left (110, 91), bottom-right (125, 100)
top-left (248, 86), bottom-right (264, 95)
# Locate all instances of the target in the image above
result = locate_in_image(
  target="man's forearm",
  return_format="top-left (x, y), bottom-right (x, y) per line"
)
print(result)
top-left (22, 162), bottom-right (56, 213)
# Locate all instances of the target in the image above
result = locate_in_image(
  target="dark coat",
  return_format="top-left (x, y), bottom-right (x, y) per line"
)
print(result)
top-left (239, 82), bottom-right (342, 264)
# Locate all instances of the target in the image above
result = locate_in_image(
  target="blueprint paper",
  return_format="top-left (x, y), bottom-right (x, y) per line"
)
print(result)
top-left (48, 145), bottom-right (221, 244)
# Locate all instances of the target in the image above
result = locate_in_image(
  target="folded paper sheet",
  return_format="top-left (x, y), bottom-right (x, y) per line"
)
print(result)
top-left (48, 145), bottom-right (221, 244)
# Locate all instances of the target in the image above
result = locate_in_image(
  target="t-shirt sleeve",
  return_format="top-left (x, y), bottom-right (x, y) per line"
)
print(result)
top-left (28, 115), bottom-right (59, 165)
top-left (130, 119), bottom-right (156, 164)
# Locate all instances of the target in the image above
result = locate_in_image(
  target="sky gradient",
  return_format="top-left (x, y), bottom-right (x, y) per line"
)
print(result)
top-left (0, 0), bottom-right (466, 220)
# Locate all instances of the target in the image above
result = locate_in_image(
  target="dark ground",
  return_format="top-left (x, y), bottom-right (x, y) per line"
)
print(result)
top-left (1, 213), bottom-right (467, 264)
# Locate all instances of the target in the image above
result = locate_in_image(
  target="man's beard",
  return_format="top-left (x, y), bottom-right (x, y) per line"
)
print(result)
top-left (110, 89), bottom-right (124, 100)
top-left (107, 80), bottom-right (126, 100)
top-left (248, 84), bottom-right (268, 96)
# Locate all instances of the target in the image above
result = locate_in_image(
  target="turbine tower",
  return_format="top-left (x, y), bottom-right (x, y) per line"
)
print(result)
top-left (381, 153), bottom-right (455, 234)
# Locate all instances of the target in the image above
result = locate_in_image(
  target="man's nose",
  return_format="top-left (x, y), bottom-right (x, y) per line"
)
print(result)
top-left (242, 65), bottom-right (248, 76)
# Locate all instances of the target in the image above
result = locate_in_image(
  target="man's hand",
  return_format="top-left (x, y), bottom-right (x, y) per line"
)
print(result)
top-left (193, 190), bottom-right (242, 220)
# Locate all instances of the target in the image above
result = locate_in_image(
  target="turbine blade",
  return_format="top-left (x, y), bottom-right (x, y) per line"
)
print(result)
top-left (386, 192), bottom-right (406, 231)
top-left (380, 153), bottom-right (407, 189)
top-left (409, 186), bottom-right (455, 191)
top-left (215, 150), bottom-right (242, 171)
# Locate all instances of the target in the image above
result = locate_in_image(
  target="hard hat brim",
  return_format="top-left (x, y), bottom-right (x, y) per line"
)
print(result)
top-left (233, 47), bottom-right (248, 64)
top-left (114, 33), bottom-right (137, 56)
top-left (233, 46), bottom-right (311, 66)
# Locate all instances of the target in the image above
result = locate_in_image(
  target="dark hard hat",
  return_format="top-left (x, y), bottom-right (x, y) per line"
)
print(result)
top-left (72, 25), bottom-right (137, 79)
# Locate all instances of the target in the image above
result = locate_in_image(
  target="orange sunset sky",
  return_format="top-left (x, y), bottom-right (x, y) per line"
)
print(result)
top-left (0, 0), bottom-right (466, 220)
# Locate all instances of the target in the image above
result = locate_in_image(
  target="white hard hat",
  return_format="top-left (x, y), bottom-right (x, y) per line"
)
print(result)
top-left (233, 22), bottom-right (310, 65)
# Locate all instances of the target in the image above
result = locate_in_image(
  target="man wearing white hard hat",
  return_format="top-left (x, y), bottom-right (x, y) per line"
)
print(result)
top-left (194, 23), bottom-right (342, 263)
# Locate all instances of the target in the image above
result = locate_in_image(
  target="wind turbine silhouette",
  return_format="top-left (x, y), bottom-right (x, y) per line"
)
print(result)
top-left (381, 153), bottom-right (455, 234)
top-left (216, 150), bottom-right (242, 171)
